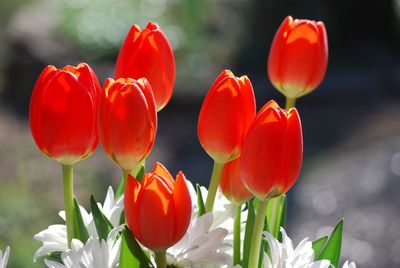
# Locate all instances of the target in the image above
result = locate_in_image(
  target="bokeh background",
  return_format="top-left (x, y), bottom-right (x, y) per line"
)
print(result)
top-left (0, 0), bottom-right (399, 267)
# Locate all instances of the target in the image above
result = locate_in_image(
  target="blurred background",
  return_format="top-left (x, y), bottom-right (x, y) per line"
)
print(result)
top-left (0, 0), bottom-right (399, 267)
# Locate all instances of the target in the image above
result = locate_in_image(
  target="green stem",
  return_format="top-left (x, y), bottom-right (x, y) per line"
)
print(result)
top-left (248, 199), bottom-right (268, 268)
top-left (267, 196), bottom-right (282, 238)
top-left (233, 204), bottom-right (242, 265)
top-left (154, 250), bottom-right (167, 268)
top-left (205, 161), bottom-right (224, 212)
top-left (62, 164), bottom-right (74, 248)
top-left (285, 97), bottom-right (296, 109)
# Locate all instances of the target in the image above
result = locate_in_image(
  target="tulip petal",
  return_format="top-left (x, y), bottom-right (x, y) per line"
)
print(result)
top-left (198, 73), bottom-right (255, 163)
top-left (172, 172), bottom-right (192, 243)
top-left (279, 109), bottom-right (303, 193)
top-left (152, 162), bottom-right (175, 185)
top-left (136, 176), bottom-right (174, 250)
top-left (115, 23), bottom-right (175, 111)
top-left (36, 70), bottom-right (97, 163)
top-left (241, 107), bottom-right (285, 200)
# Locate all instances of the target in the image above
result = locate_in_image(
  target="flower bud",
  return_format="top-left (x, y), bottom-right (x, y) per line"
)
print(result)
top-left (198, 70), bottom-right (256, 164)
top-left (241, 100), bottom-right (303, 200)
top-left (115, 22), bottom-right (175, 111)
top-left (268, 16), bottom-right (328, 98)
top-left (124, 162), bottom-right (192, 251)
top-left (98, 78), bottom-right (157, 172)
top-left (29, 63), bottom-right (100, 165)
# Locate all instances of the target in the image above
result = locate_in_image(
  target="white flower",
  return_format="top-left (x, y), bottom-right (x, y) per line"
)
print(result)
top-left (0, 247), bottom-right (10, 268)
top-left (44, 226), bottom-right (122, 268)
top-left (263, 228), bottom-right (331, 268)
top-left (342, 260), bottom-right (357, 268)
top-left (167, 213), bottom-right (231, 267)
top-left (164, 182), bottom-right (236, 268)
top-left (34, 186), bottom-right (124, 260)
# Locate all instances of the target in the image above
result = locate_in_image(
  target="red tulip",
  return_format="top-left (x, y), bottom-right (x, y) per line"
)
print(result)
top-left (124, 162), bottom-right (192, 251)
top-left (198, 70), bottom-right (256, 164)
top-left (29, 63), bottom-right (100, 165)
top-left (220, 157), bottom-right (253, 205)
top-left (115, 22), bottom-right (175, 111)
top-left (240, 100), bottom-right (303, 200)
top-left (98, 78), bottom-right (157, 172)
top-left (268, 16), bottom-right (328, 98)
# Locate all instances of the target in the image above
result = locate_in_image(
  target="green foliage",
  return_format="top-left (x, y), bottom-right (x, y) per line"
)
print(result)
top-left (90, 195), bottom-right (113, 240)
top-left (196, 184), bottom-right (206, 217)
top-left (266, 194), bottom-right (287, 240)
top-left (242, 199), bottom-right (255, 268)
top-left (72, 198), bottom-right (89, 243)
top-left (315, 219), bottom-right (344, 267)
top-left (312, 236), bottom-right (328, 257)
top-left (120, 227), bottom-right (153, 268)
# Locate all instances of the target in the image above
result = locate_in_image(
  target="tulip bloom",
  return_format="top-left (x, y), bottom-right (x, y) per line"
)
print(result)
top-left (220, 157), bottom-right (253, 205)
top-left (268, 16), bottom-right (328, 98)
top-left (124, 162), bottom-right (192, 251)
top-left (198, 70), bottom-right (256, 164)
top-left (115, 22), bottom-right (175, 111)
top-left (241, 100), bottom-right (303, 200)
top-left (30, 63), bottom-right (100, 165)
top-left (98, 78), bottom-right (157, 172)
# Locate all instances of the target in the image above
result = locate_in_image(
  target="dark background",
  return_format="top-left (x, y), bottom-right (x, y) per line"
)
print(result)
top-left (0, 0), bottom-right (399, 267)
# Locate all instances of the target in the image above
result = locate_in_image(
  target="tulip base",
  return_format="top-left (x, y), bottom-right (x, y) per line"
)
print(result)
top-left (154, 250), bottom-right (167, 268)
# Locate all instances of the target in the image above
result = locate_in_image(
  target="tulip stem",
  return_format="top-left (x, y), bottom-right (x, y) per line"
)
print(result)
top-left (205, 161), bottom-right (224, 212)
top-left (266, 195), bottom-right (286, 238)
top-left (62, 164), bottom-right (74, 248)
top-left (154, 250), bottom-right (167, 268)
top-left (248, 198), bottom-right (268, 268)
top-left (234, 204), bottom-right (242, 265)
top-left (285, 97), bottom-right (296, 109)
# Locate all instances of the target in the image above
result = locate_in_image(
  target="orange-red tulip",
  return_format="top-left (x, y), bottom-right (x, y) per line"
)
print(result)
top-left (115, 22), bottom-right (175, 111)
top-left (268, 16), bottom-right (328, 98)
top-left (240, 100), bottom-right (303, 200)
top-left (124, 162), bottom-right (192, 251)
top-left (220, 157), bottom-right (253, 205)
top-left (98, 78), bottom-right (157, 172)
top-left (30, 63), bottom-right (100, 165)
top-left (198, 70), bottom-right (256, 164)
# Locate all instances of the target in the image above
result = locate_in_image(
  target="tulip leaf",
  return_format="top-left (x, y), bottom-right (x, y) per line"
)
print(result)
top-left (90, 195), bottom-right (113, 240)
top-left (312, 236), bottom-right (328, 257)
top-left (266, 194), bottom-right (287, 240)
top-left (120, 227), bottom-right (153, 268)
top-left (242, 199), bottom-right (255, 268)
top-left (72, 197), bottom-right (89, 243)
top-left (134, 164), bottom-right (146, 182)
top-left (196, 184), bottom-right (206, 217)
top-left (315, 219), bottom-right (343, 267)
top-left (47, 252), bottom-right (62, 263)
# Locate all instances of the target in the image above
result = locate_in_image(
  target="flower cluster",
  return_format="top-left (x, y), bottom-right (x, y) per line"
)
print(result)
top-left (9, 15), bottom-right (356, 268)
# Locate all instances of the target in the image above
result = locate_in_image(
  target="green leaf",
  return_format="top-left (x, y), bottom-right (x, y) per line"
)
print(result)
top-left (47, 252), bottom-right (62, 263)
top-left (266, 194), bottom-right (287, 240)
top-left (90, 195), bottom-right (113, 240)
top-left (196, 184), bottom-right (206, 217)
top-left (315, 219), bottom-right (344, 267)
top-left (134, 164), bottom-right (146, 182)
top-left (120, 227), bottom-right (153, 268)
top-left (242, 199), bottom-right (255, 268)
top-left (72, 198), bottom-right (89, 242)
top-left (312, 236), bottom-right (328, 257)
